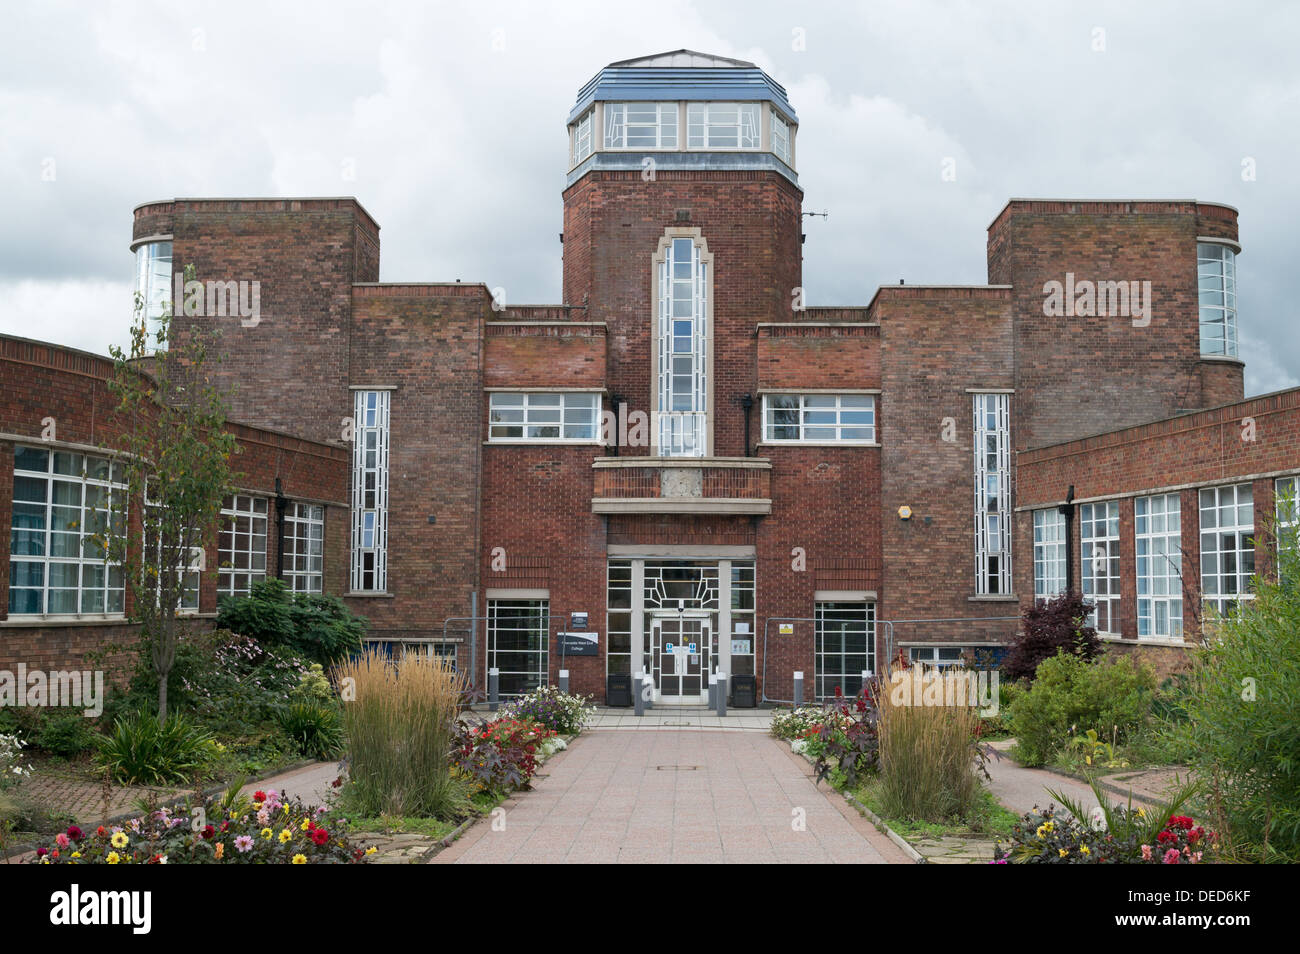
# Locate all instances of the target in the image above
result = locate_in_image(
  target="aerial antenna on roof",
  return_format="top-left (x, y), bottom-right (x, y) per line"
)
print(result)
top-left (801, 210), bottom-right (828, 220)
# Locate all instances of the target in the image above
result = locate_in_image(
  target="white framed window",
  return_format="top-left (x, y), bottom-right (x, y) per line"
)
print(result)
top-left (488, 392), bottom-right (600, 442)
top-left (351, 389), bottom-right (390, 593)
top-left (1198, 243), bottom-right (1238, 357)
top-left (656, 235), bottom-right (709, 456)
top-left (770, 112), bottom-right (791, 164)
top-left (1033, 508), bottom-right (1067, 600)
top-left (1136, 493), bottom-right (1183, 639)
top-left (1276, 476), bottom-right (1300, 533)
top-left (814, 602), bottom-right (875, 699)
top-left (572, 109), bottom-right (593, 165)
top-left (284, 503), bottom-right (324, 593)
top-left (762, 394), bottom-right (875, 444)
top-left (143, 482), bottom-right (200, 614)
top-left (604, 102), bottom-right (678, 149)
top-left (487, 599), bottom-right (549, 697)
top-left (908, 646), bottom-right (967, 668)
top-left (1080, 501), bottom-right (1120, 633)
top-left (973, 393), bottom-right (1012, 595)
top-left (9, 446), bottom-right (126, 616)
top-left (1200, 483), bottom-right (1255, 616)
top-left (687, 102), bottom-right (760, 149)
top-left (134, 240), bottom-right (172, 348)
top-left (218, 494), bottom-right (268, 599)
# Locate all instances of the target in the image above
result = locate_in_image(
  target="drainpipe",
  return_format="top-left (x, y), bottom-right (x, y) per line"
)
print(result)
top-left (1058, 484), bottom-right (1076, 594)
top-left (274, 477), bottom-right (287, 581)
top-left (740, 394), bottom-right (754, 457)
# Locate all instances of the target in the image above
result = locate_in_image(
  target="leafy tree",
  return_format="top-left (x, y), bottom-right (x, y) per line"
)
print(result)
top-left (217, 578), bottom-right (367, 665)
top-left (106, 268), bottom-right (237, 719)
top-left (1003, 592), bottom-right (1102, 681)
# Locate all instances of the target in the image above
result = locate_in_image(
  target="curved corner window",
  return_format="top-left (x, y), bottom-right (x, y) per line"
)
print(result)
top-left (771, 112), bottom-right (791, 165)
top-left (1198, 243), bottom-right (1238, 357)
top-left (572, 110), bottom-right (594, 166)
top-left (134, 240), bottom-right (172, 350)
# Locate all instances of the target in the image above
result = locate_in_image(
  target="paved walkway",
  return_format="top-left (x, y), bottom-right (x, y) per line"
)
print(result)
top-left (983, 741), bottom-right (1160, 818)
top-left (437, 730), bottom-right (909, 864)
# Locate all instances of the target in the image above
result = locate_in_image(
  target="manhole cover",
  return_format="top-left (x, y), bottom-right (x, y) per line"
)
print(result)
top-left (655, 765), bottom-right (700, 771)
top-left (662, 720), bottom-right (694, 726)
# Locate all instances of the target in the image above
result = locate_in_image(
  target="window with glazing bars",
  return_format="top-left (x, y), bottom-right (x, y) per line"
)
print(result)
top-left (1080, 501), bottom-right (1120, 632)
top-left (973, 393), bottom-right (1012, 595)
top-left (762, 394), bottom-right (874, 443)
top-left (488, 392), bottom-right (599, 441)
top-left (351, 390), bottom-right (389, 592)
top-left (686, 103), bottom-right (760, 148)
top-left (218, 494), bottom-right (268, 598)
top-left (657, 236), bottom-right (708, 456)
top-left (604, 102), bottom-right (677, 149)
top-left (1033, 508), bottom-right (1066, 600)
top-left (1197, 243), bottom-right (1238, 357)
top-left (1200, 484), bottom-right (1255, 617)
top-left (1136, 493), bottom-right (1183, 638)
top-left (284, 502), bottom-right (324, 593)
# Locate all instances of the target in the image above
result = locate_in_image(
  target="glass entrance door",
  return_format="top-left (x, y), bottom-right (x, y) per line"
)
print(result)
top-left (649, 616), bottom-right (711, 704)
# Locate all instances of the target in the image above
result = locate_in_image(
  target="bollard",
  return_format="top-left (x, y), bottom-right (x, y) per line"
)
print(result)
top-left (707, 671), bottom-right (717, 709)
top-left (558, 669), bottom-right (570, 694)
top-left (633, 673), bottom-right (646, 717)
top-left (715, 671), bottom-right (727, 717)
top-left (488, 667), bottom-right (500, 712)
top-left (793, 671), bottom-right (804, 708)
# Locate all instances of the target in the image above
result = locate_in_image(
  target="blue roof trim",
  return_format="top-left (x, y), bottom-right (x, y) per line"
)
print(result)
top-left (568, 67), bottom-right (797, 124)
top-left (564, 151), bottom-right (800, 190)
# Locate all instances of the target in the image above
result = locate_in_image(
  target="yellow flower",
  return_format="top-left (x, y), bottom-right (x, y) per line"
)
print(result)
top-left (71, 852), bottom-right (81, 859)
top-left (1058, 848), bottom-right (1068, 857)
top-left (1137, 808), bottom-right (1146, 818)
top-left (110, 831), bottom-right (129, 849)
top-left (292, 854), bottom-right (307, 864)
top-left (1043, 821), bottom-right (1054, 833)
top-left (283, 804), bottom-right (290, 815)
top-left (261, 828), bottom-right (274, 840)
top-left (106, 852), bottom-right (121, 864)
top-left (300, 818), bottom-right (312, 831)
top-left (365, 846), bottom-right (377, 855)
top-left (278, 828), bottom-right (293, 844)
top-left (1080, 845), bottom-right (1090, 855)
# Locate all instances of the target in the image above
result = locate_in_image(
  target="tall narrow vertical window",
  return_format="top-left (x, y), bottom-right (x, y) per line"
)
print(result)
top-left (771, 112), bottom-right (791, 164)
top-left (572, 110), bottom-right (593, 165)
top-left (1079, 501), bottom-right (1121, 632)
top-left (814, 602), bottom-right (875, 700)
top-left (284, 503), bottom-right (325, 593)
top-left (134, 240), bottom-right (172, 348)
top-left (351, 390), bottom-right (390, 592)
top-left (973, 393), bottom-right (1011, 595)
top-left (9, 446), bottom-right (126, 615)
top-left (1198, 243), bottom-right (1238, 357)
top-left (1136, 494), bottom-right (1183, 639)
top-left (1277, 476), bottom-right (1299, 536)
top-left (487, 599), bottom-right (549, 697)
top-left (1200, 484), bottom-right (1255, 617)
top-left (218, 494), bottom-right (268, 598)
top-left (1033, 509), bottom-right (1067, 600)
top-left (656, 235), bottom-right (709, 456)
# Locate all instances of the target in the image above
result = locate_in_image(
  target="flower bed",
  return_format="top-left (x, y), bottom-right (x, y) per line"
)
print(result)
top-left (500, 686), bottom-right (596, 735)
top-left (453, 717), bottom-right (556, 795)
top-left (28, 788), bottom-right (374, 864)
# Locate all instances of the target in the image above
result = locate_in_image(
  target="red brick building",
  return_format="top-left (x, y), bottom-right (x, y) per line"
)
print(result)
top-left (7, 51), bottom-right (1298, 699)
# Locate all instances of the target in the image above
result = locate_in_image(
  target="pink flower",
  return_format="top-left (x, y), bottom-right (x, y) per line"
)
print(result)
top-left (234, 835), bottom-right (254, 853)
top-left (1162, 848), bottom-right (1181, 864)
top-left (55, 833), bottom-right (70, 848)
top-left (1140, 844), bottom-right (1153, 861)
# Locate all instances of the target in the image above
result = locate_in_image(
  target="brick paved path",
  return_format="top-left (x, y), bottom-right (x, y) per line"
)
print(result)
top-left (10, 768), bottom-right (186, 827)
top-left (437, 730), bottom-right (909, 864)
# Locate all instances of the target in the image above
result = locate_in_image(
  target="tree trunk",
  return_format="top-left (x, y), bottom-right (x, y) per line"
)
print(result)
top-left (158, 669), bottom-right (168, 721)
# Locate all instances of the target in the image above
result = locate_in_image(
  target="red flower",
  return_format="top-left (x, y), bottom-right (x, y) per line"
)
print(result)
top-left (331, 777), bottom-right (343, 789)
top-left (36, 847), bottom-right (47, 857)
top-left (254, 791), bottom-right (267, 801)
top-left (66, 825), bottom-right (84, 842)
top-left (1157, 829), bottom-right (1177, 844)
top-left (201, 825), bottom-right (216, 840)
top-left (311, 828), bottom-right (330, 846)
top-left (95, 826), bottom-right (107, 838)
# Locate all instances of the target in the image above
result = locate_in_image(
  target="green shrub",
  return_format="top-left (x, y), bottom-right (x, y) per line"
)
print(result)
top-left (217, 578), bottom-right (366, 665)
top-left (35, 713), bottom-right (98, 758)
top-left (1006, 651), bottom-right (1156, 767)
top-left (1177, 519), bottom-right (1300, 861)
top-left (95, 711), bottom-right (216, 785)
top-left (278, 702), bottom-right (343, 760)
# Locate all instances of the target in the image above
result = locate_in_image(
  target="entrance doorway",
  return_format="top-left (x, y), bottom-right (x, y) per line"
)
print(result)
top-left (649, 615), bottom-right (711, 704)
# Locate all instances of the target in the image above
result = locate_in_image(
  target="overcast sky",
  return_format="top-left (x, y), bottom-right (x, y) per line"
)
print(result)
top-left (2, 0), bottom-right (1296, 394)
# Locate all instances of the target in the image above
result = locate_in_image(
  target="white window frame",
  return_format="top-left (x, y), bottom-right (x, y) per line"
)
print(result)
top-left (907, 646), bottom-right (968, 668)
top-left (144, 482), bottom-right (200, 614)
top-left (488, 392), bottom-right (601, 443)
top-left (687, 102), bottom-right (760, 149)
top-left (134, 240), bottom-right (172, 350)
top-left (218, 493), bottom-right (268, 599)
top-left (656, 234), bottom-right (710, 457)
top-left (762, 393), bottom-right (876, 444)
top-left (1198, 242), bottom-right (1238, 357)
top-left (1079, 500), bottom-right (1120, 633)
top-left (1276, 476), bottom-right (1299, 533)
top-left (487, 598), bottom-right (549, 697)
top-left (973, 393), bottom-right (1012, 595)
top-left (603, 102), bottom-right (678, 149)
top-left (572, 109), bottom-right (593, 166)
top-left (770, 111), bottom-right (791, 164)
top-left (814, 601), bottom-right (875, 700)
top-left (284, 502), bottom-right (325, 594)
top-left (8, 446), bottom-right (127, 617)
top-left (1135, 493), bottom-right (1183, 639)
top-left (1032, 508), bottom-right (1067, 600)
top-left (1200, 483), bottom-right (1255, 617)
top-left (351, 389), bottom-right (390, 593)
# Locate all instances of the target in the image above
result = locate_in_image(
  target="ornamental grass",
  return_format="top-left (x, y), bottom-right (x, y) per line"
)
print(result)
top-left (875, 665), bottom-right (983, 822)
top-left (337, 651), bottom-right (466, 818)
